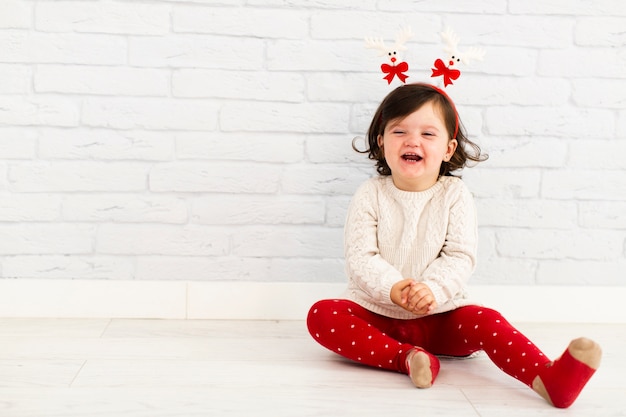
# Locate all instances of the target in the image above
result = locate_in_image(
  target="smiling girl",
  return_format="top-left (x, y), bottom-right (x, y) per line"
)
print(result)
top-left (306, 83), bottom-right (601, 408)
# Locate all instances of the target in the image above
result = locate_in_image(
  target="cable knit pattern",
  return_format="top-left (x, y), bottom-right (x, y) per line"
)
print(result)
top-left (342, 175), bottom-right (478, 320)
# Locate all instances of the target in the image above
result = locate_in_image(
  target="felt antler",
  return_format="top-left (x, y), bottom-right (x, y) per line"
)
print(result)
top-left (392, 26), bottom-right (413, 51)
top-left (461, 46), bottom-right (486, 65)
top-left (364, 36), bottom-right (389, 56)
top-left (440, 27), bottom-right (460, 55)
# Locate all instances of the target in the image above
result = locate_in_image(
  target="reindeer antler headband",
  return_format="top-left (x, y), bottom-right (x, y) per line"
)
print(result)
top-left (365, 26), bottom-right (485, 87)
top-left (365, 27), bottom-right (485, 139)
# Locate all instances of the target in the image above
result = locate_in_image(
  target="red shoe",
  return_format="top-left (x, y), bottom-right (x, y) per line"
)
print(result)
top-left (532, 337), bottom-right (602, 408)
top-left (406, 347), bottom-right (441, 388)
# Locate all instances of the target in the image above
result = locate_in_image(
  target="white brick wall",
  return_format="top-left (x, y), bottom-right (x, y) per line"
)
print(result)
top-left (0, 0), bottom-right (624, 288)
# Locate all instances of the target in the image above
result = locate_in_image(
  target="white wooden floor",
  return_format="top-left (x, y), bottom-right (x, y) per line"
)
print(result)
top-left (0, 318), bottom-right (624, 416)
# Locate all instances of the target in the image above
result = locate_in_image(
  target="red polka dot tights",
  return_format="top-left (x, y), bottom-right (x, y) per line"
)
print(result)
top-left (307, 299), bottom-right (551, 387)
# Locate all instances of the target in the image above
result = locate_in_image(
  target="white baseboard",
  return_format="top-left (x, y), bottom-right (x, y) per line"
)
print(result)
top-left (0, 279), bottom-right (623, 323)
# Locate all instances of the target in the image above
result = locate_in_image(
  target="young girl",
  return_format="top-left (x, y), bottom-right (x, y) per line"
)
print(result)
top-left (306, 83), bottom-right (601, 408)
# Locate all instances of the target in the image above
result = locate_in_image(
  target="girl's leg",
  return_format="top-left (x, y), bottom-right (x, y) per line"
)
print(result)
top-left (424, 306), bottom-right (552, 383)
top-left (422, 305), bottom-right (601, 408)
top-left (306, 299), bottom-right (440, 387)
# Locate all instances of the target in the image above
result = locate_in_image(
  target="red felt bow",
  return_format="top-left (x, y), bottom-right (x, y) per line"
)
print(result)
top-left (381, 61), bottom-right (409, 84)
top-left (431, 58), bottom-right (461, 87)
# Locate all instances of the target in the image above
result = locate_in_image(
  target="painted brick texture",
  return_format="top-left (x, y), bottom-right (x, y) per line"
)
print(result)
top-left (0, 0), bottom-right (624, 286)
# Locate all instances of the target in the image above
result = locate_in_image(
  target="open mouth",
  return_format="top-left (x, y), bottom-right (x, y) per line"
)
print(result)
top-left (402, 153), bottom-right (423, 162)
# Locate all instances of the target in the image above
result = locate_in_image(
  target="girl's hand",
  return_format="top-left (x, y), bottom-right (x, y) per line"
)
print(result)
top-left (390, 278), bottom-right (415, 308)
top-left (391, 280), bottom-right (437, 315)
top-left (406, 282), bottom-right (437, 315)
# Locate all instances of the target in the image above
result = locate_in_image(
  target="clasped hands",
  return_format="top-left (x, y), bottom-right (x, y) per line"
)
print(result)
top-left (390, 279), bottom-right (437, 315)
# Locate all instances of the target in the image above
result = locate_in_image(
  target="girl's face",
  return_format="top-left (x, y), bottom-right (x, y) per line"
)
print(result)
top-left (378, 101), bottom-right (457, 192)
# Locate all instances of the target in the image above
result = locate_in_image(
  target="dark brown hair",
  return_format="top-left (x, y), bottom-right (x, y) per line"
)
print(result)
top-left (353, 83), bottom-right (487, 176)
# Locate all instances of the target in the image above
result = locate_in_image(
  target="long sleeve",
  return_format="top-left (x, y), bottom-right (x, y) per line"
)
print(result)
top-left (343, 180), bottom-right (403, 307)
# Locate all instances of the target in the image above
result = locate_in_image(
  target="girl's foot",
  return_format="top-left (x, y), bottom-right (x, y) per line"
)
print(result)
top-left (406, 347), bottom-right (441, 388)
top-left (532, 337), bottom-right (602, 408)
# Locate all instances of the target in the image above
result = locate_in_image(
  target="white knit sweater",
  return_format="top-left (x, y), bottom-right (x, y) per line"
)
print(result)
top-left (341, 175), bottom-right (478, 320)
